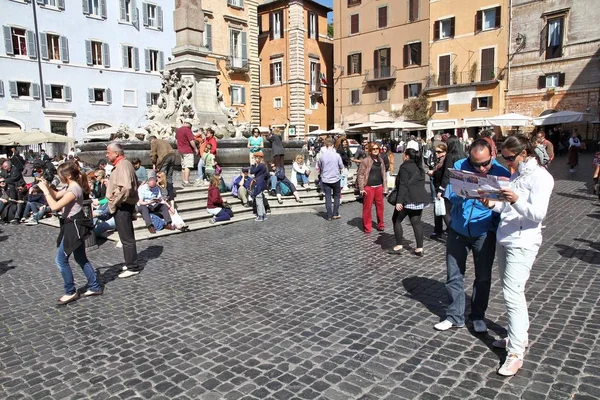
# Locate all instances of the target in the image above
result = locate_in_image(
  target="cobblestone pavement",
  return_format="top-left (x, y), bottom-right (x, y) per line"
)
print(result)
top-left (1, 154), bottom-right (599, 400)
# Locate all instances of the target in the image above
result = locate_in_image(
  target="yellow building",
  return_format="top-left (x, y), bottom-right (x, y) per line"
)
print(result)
top-left (258, 0), bottom-right (333, 138)
top-left (426, 0), bottom-right (509, 137)
top-left (202, 0), bottom-right (260, 125)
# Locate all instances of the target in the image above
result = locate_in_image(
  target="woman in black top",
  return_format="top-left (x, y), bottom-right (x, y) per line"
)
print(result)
top-left (337, 138), bottom-right (353, 189)
top-left (388, 149), bottom-right (430, 256)
top-left (268, 128), bottom-right (285, 168)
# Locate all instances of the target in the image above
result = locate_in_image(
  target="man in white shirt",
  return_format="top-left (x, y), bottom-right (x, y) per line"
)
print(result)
top-left (137, 171), bottom-right (175, 233)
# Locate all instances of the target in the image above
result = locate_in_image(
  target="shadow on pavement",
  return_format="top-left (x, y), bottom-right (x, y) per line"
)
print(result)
top-left (0, 259), bottom-right (17, 277)
top-left (96, 245), bottom-right (164, 285)
top-left (346, 217), bottom-right (364, 231)
top-left (402, 276), bottom-right (448, 320)
top-left (555, 192), bottom-right (596, 201)
top-left (374, 232), bottom-right (395, 250)
top-left (554, 243), bottom-right (600, 264)
top-left (587, 212), bottom-right (600, 220)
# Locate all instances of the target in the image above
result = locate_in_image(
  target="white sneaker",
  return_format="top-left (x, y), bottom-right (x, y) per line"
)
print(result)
top-left (473, 320), bottom-right (488, 333)
top-left (497, 354), bottom-right (523, 376)
top-left (434, 319), bottom-right (464, 331)
top-left (25, 219), bottom-right (38, 226)
top-left (118, 270), bottom-right (140, 278)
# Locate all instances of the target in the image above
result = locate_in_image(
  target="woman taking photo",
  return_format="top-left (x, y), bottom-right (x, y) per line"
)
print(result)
top-left (268, 128), bottom-right (285, 168)
top-left (247, 128), bottom-right (264, 166)
top-left (337, 138), bottom-right (353, 190)
top-left (38, 163), bottom-right (103, 305)
top-left (482, 135), bottom-right (554, 376)
top-left (388, 148), bottom-right (430, 255)
top-left (357, 142), bottom-right (387, 233)
top-left (427, 143), bottom-right (449, 238)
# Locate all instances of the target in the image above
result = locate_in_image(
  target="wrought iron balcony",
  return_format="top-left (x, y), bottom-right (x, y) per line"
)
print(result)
top-left (364, 66), bottom-right (397, 82)
top-left (227, 56), bottom-right (249, 72)
top-left (426, 67), bottom-right (502, 88)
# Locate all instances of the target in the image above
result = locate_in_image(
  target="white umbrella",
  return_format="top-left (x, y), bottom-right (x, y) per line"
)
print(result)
top-left (346, 122), bottom-right (377, 131)
top-left (82, 126), bottom-right (118, 141)
top-left (533, 111), bottom-right (594, 126)
top-left (307, 129), bottom-right (329, 135)
top-left (372, 121), bottom-right (426, 131)
top-left (0, 131), bottom-right (75, 146)
top-left (485, 113), bottom-right (532, 127)
top-left (327, 127), bottom-right (345, 134)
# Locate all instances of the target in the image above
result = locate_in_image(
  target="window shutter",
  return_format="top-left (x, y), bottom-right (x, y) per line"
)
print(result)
top-left (539, 24), bottom-right (548, 56)
top-left (145, 48), bottom-right (150, 71)
top-left (403, 85), bottom-right (408, 99)
top-left (415, 42), bottom-right (422, 65)
top-left (3, 26), bottom-right (13, 55)
top-left (82, 0), bottom-right (89, 15)
top-left (119, 0), bottom-right (127, 21)
top-left (450, 17), bottom-right (455, 37)
top-left (157, 6), bottom-right (163, 30)
top-left (142, 4), bottom-right (149, 27)
top-left (32, 83), bottom-right (41, 99)
top-left (241, 31), bottom-right (248, 65)
top-left (475, 11), bottom-right (482, 32)
top-left (315, 12), bottom-right (319, 41)
top-left (279, 12), bottom-right (284, 39)
top-left (101, 0), bottom-right (107, 19)
top-left (158, 51), bottom-right (164, 71)
top-left (39, 33), bottom-right (48, 60)
top-left (134, 47), bottom-right (139, 70)
top-left (241, 87), bottom-right (246, 104)
top-left (102, 42), bottom-right (110, 67)
top-left (403, 45), bottom-right (408, 67)
top-left (0, 80), bottom-right (3, 97)
top-left (206, 24), bottom-right (212, 51)
top-left (306, 11), bottom-right (310, 39)
top-left (357, 54), bottom-right (361, 74)
top-left (347, 55), bottom-right (351, 74)
top-left (57, 0), bottom-right (65, 10)
top-left (270, 63), bottom-right (275, 85)
top-left (106, 88), bottom-right (112, 104)
top-left (433, 21), bottom-right (440, 40)
top-left (373, 50), bottom-right (380, 73)
top-left (316, 63), bottom-right (321, 90)
top-left (229, 29), bottom-right (234, 58)
top-left (537, 75), bottom-right (545, 89)
top-left (146, 92), bottom-right (151, 106)
top-left (85, 40), bottom-right (92, 65)
top-left (44, 84), bottom-right (52, 100)
top-left (60, 36), bottom-right (69, 62)
top-left (416, 83), bottom-right (422, 96)
top-left (121, 45), bottom-right (128, 68)
top-left (495, 6), bottom-right (501, 28)
top-left (269, 12), bottom-right (273, 40)
top-left (558, 72), bottom-right (565, 87)
top-left (471, 97), bottom-right (477, 111)
top-left (132, 6), bottom-right (139, 29)
top-left (27, 30), bottom-right (37, 59)
top-left (488, 96), bottom-right (493, 109)
top-left (9, 81), bottom-right (18, 97)
top-left (88, 88), bottom-right (95, 102)
top-left (65, 86), bottom-right (72, 102)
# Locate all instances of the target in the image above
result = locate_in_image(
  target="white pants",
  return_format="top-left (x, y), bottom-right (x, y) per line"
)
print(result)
top-left (207, 207), bottom-right (222, 216)
top-left (496, 244), bottom-right (539, 358)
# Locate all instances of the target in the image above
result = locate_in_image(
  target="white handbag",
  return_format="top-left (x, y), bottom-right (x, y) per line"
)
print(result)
top-left (434, 197), bottom-right (446, 216)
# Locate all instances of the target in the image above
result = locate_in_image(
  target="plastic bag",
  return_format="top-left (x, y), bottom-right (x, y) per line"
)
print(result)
top-left (434, 197), bottom-right (446, 216)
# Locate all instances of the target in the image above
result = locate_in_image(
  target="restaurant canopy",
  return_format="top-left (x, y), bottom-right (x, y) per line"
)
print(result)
top-left (533, 111), bottom-right (593, 126)
top-left (485, 113), bottom-right (533, 127)
top-left (372, 121), bottom-right (426, 131)
top-left (0, 131), bottom-right (75, 146)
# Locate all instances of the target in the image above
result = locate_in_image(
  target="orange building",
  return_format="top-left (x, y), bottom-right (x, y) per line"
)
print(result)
top-left (258, 0), bottom-right (333, 138)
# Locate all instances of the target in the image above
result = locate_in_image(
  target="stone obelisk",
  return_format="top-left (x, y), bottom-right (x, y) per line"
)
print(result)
top-left (168, 0), bottom-right (228, 126)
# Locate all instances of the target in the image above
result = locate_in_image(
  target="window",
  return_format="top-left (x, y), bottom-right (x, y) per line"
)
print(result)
top-left (310, 61), bottom-right (321, 93)
top-left (378, 7), bottom-right (388, 28)
top-left (229, 29), bottom-right (247, 69)
top-left (538, 73), bottom-right (565, 89)
top-left (408, 0), bottom-right (419, 22)
top-left (350, 89), bottom-right (360, 105)
top-left (545, 17), bottom-right (564, 60)
top-left (145, 49), bottom-right (164, 72)
top-left (17, 82), bottom-right (31, 97)
top-left (476, 7), bottom-right (501, 32)
top-left (474, 96), bottom-right (492, 110)
top-left (377, 86), bottom-right (388, 102)
top-left (149, 49), bottom-right (159, 71)
top-left (120, 0), bottom-right (133, 23)
top-left (43, 84), bottom-right (71, 101)
top-left (308, 11), bottom-right (317, 40)
top-left (348, 0), bottom-right (360, 7)
top-left (373, 48), bottom-right (391, 79)
top-left (231, 86), bottom-right (246, 104)
top-left (438, 55), bottom-right (451, 86)
top-left (227, 0), bottom-right (244, 8)
top-left (147, 4), bottom-right (156, 27)
top-left (204, 24), bottom-right (212, 51)
top-left (350, 14), bottom-right (359, 35)
top-left (404, 83), bottom-right (422, 99)
top-left (50, 85), bottom-right (62, 100)
top-left (143, 3), bottom-right (163, 30)
top-left (434, 18), bottom-right (455, 40)
top-left (310, 95), bottom-right (318, 110)
top-left (10, 28), bottom-right (28, 56)
top-left (545, 74), bottom-right (559, 88)
top-left (347, 53), bottom-right (362, 75)
top-left (270, 61), bottom-right (282, 84)
top-left (89, 88), bottom-right (112, 104)
top-left (147, 92), bottom-right (159, 105)
top-left (481, 48), bottom-right (495, 81)
top-left (8, 81), bottom-right (40, 99)
top-left (90, 41), bottom-right (103, 65)
top-left (123, 89), bottom-right (136, 107)
top-left (273, 97), bottom-right (282, 109)
top-left (435, 100), bottom-right (449, 113)
top-left (46, 34), bottom-right (60, 60)
top-left (270, 11), bottom-right (283, 40)
top-left (122, 45), bottom-right (139, 70)
top-left (84, 0), bottom-right (104, 18)
top-left (403, 42), bottom-right (421, 67)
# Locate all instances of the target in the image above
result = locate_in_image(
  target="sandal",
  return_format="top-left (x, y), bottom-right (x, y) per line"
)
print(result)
top-left (387, 246), bottom-right (403, 255)
top-left (58, 292), bottom-right (80, 305)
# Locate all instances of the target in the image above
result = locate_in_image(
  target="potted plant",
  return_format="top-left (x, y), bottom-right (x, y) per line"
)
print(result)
top-left (469, 62), bottom-right (478, 83)
top-left (452, 65), bottom-right (458, 85)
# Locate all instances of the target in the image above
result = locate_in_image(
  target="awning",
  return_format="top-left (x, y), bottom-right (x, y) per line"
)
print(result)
top-left (428, 120), bottom-right (459, 131)
top-left (533, 111), bottom-right (594, 126)
top-left (369, 110), bottom-right (394, 123)
top-left (343, 112), bottom-right (368, 126)
top-left (372, 121), bottom-right (426, 131)
top-left (485, 113), bottom-right (532, 127)
top-left (346, 122), bottom-right (377, 131)
top-left (307, 129), bottom-right (329, 135)
top-left (462, 118), bottom-right (488, 128)
top-left (327, 127), bottom-right (345, 134)
top-left (0, 131), bottom-right (75, 146)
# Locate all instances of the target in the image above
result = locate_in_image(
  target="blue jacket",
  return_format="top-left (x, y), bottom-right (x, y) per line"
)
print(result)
top-left (446, 158), bottom-right (510, 238)
top-left (250, 163), bottom-right (268, 197)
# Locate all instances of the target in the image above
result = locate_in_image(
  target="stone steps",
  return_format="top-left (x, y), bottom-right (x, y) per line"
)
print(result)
top-left (39, 185), bottom-right (357, 242)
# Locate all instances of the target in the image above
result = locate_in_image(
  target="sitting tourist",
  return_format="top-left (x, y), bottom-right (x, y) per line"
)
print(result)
top-left (22, 185), bottom-right (48, 225)
top-left (269, 162), bottom-right (303, 204)
top-left (137, 171), bottom-right (175, 234)
top-left (206, 175), bottom-right (232, 224)
top-left (0, 183), bottom-right (27, 224)
top-left (231, 167), bottom-right (252, 207)
top-left (201, 144), bottom-right (216, 181)
top-left (0, 177), bottom-right (8, 218)
top-left (292, 154), bottom-right (311, 188)
top-left (132, 158), bottom-right (148, 186)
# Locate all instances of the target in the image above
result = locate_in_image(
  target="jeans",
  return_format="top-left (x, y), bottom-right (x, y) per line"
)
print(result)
top-left (497, 244), bottom-right (538, 358)
top-left (55, 238), bottom-right (101, 295)
top-left (159, 154), bottom-right (175, 184)
top-left (296, 172), bottom-right (309, 186)
top-left (94, 217), bottom-right (116, 236)
top-left (392, 208), bottom-right (424, 248)
top-left (255, 193), bottom-right (266, 218)
top-left (322, 180), bottom-right (341, 219)
top-left (139, 203), bottom-right (172, 226)
top-left (23, 201), bottom-right (45, 221)
top-left (362, 185), bottom-right (384, 232)
top-left (114, 203), bottom-right (138, 271)
top-left (445, 228), bottom-right (496, 325)
top-left (197, 158), bottom-right (204, 181)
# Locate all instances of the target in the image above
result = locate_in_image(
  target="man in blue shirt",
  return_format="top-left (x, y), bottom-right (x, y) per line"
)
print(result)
top-left (434, 139), bottom-right (511, 333)
top-left (317, 138), bottom-right (344, 221)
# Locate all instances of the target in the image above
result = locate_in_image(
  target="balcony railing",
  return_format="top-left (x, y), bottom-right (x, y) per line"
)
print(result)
top-left (227, 56), bottom-right (249, 72)
top-left (426, 67), bottom-right (502, 88)
top-left (364, 66), bottom-right (397, 82)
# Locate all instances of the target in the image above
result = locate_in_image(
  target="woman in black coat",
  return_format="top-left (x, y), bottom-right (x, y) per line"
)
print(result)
top-left (388, 149), bottom-right (430, 256)
top-left (268, 128), bottom-right (285, 168)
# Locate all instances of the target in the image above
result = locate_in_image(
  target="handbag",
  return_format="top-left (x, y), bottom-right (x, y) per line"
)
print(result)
top-left (434, 197), bottom-right (446, 216)
top-left (388, 169), bottom-right (421, 207)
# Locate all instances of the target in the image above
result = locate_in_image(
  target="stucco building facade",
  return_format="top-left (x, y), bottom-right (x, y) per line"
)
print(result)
top-left (425, 0), bottom-right (509, 137)
top-left (506, 0), bottom-right (600, 136)
top-left (258, 0), bottom-right (333, 138)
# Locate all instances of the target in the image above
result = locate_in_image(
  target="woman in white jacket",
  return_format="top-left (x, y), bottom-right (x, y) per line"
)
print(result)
top-left (483, 135), bottom-right (554, 377)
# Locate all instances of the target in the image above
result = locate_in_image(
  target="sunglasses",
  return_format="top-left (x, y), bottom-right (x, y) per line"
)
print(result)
top-left (503, 154), bottom-right (518, 162)
top-left (469, 158), bottom-right (492, 168)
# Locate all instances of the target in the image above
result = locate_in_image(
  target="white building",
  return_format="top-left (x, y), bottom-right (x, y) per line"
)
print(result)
top-left (0, 0), bottom-right (175, 155)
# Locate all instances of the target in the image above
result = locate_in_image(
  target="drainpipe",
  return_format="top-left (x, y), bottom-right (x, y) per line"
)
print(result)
top-left (505, 0), bottom-right (512, 114)
top-left (32, 0), bottom-right (45, 109)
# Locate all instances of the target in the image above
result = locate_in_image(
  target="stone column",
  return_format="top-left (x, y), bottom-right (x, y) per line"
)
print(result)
top-left (287, 0), bottom-right (307, 137)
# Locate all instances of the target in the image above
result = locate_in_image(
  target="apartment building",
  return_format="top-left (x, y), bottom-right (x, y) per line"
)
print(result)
top-left (425, 0), bottom-right (509, 137)
top-left (202, 0), bottom-right (260, 126)
top-left (506, 0), bottom-right (600, 135)
top-left (0, 0), bottom-right (175, 150)
top-left (333, 0), bottom-right (429, 128)
top-left (258, 0), bottom-right (333, 138)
